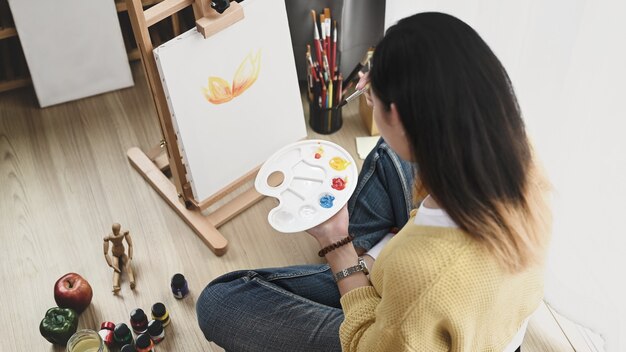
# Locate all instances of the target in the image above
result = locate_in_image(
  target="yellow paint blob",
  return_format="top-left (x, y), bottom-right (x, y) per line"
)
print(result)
top-left (329, 157), bottom-right (351, 171)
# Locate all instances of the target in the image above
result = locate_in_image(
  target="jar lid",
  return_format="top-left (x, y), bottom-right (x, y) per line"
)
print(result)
top-left (136, 333), bottom-right (152, 348)
top-left (98, 328), bottom-right (115, 346)
top-left (114, 323), bottom-right (131, 337)
top-left (171, 273), bottom-right (186, 287)
top-left (100, 321), bottom-right (115, 330)
top-left (151, 302), bottom-right (166, 316)
top-left (130, 308), bottom-right (147, 321)
top-left (120, 344), bottom-right (135, 352)
top-left (147, 319), bottom-right (163, 335)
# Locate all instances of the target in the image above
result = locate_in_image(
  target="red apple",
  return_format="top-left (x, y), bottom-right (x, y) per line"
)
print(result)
top-left (54, 273), bottom-right (93, 314)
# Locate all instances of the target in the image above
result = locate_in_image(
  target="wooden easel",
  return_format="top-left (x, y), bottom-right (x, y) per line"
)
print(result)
top-left (125, 0), bottom-right (262, 256)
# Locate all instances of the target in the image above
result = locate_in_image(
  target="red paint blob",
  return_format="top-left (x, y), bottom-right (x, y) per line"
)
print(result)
top-left (331, 177), bottom-right (346, 191)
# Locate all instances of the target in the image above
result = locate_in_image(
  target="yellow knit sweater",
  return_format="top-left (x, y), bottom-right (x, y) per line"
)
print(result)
top-left (339, 216), bottom-right (545, 351)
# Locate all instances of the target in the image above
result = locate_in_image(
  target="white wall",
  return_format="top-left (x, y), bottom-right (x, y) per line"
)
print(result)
top-left (386, 1), bottom-right (626, 351)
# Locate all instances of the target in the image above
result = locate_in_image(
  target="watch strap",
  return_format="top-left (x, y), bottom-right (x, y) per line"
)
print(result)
top-left (334, 257), bottom-right (369, 282)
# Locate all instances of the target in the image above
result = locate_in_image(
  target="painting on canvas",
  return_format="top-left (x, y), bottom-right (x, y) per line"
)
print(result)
top-left (154, 0), bottom-right (306, 201)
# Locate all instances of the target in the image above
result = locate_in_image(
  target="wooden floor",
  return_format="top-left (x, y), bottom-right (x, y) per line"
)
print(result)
top-left (0, 63), bottom-right (583, 351)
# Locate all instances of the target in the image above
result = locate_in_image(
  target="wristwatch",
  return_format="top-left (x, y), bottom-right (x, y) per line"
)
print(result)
top-left (334, 257), bottom-right (369, 282)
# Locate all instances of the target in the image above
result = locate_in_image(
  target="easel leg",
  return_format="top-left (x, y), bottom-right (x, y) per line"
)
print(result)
top-left (127, 147), bottom-right (229, 255)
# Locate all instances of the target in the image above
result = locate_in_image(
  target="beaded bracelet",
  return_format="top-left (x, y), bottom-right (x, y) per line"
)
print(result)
top-left (318, 234), bottom-right (354, 257)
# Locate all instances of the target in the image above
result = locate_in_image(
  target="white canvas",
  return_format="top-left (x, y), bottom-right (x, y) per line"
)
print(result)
top-left (154, 0), bottom-right (306, 202)
top-left (7, 0), bottom-right (133, 107)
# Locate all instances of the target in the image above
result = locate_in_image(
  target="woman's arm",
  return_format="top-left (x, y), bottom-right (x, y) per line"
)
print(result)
top-left (309, 71), bottom-right (377, 295)
top-left (308, 205), bottom-right (372, 296)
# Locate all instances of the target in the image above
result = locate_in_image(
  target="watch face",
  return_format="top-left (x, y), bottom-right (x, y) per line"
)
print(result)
top-left (358, 257), bottom-right (369, 275)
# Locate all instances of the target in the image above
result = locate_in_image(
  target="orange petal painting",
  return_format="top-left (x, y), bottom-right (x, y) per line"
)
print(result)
top-left (203, 50), bottom-right (262, 104)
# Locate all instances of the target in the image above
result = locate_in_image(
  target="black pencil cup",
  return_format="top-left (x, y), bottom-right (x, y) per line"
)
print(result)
top-left (309, 102), bottom-right (343, 135)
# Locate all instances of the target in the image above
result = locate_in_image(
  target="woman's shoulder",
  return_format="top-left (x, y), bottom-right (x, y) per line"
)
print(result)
top-left (388, 224), bottom-right (473, 259)
top-left (378, 222), bottom-right (544, 287)
top-left (374, 225), bottom-right (475, 286)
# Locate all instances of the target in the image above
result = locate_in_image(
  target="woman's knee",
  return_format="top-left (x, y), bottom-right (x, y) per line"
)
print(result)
top-left (196, 272), bottom-right (252, 339)
top-left (197, 283), bottom-right (224, 337)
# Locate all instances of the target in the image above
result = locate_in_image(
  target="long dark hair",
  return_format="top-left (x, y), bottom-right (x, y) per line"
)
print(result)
top-left (370, 12), bottom-right (551, 272)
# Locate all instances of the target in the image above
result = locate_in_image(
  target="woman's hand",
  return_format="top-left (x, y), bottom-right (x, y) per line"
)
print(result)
top-left (306, 204), bottom-right (349, 247)
top-left (308, 205), bottom-right (372, 295)
top-left (356, 71), bottom-right (373, 107)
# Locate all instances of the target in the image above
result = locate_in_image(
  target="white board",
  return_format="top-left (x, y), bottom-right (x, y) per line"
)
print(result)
top-left (7, 0), bottom-right (133, 107)
top-left (154, 0), bottom-right (307, 202)
top-left (385, 1), bottom-right (626, 350)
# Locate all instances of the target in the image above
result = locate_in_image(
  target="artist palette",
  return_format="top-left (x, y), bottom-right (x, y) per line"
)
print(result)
top-left (255, 140), bottom-right (358, 233)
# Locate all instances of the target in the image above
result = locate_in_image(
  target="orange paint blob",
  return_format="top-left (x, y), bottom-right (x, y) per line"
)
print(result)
top-left (314, 145), bottom-right (324, 159)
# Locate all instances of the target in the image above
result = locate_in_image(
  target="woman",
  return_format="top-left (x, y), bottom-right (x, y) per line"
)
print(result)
top-left (196, 12), bottom-right (551, 351)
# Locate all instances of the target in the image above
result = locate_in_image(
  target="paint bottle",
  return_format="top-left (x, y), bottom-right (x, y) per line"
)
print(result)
top-left (171, 273), bottom-right (189, 299)
top-left (147, 320), bottom-right (165, 344)
top-left (135, 333), bottom-right (154, 352)
top-left (150, 302), bottom-right (170, 327)
top-left (120, 344), bottom-right (135, 352)
top-left (98, 321), bottom-right (115, 347)
top-left (113, 323), bottom-right (133, 347)
top-left (130, 308), bottom-right (149, 334)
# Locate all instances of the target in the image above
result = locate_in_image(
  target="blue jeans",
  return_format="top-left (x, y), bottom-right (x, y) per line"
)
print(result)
top-left (196, 138), bottom-right (415, 351)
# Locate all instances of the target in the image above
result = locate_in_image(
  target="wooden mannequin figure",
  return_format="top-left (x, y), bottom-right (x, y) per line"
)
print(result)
top-left (104, 223), bottom-right (136, 294)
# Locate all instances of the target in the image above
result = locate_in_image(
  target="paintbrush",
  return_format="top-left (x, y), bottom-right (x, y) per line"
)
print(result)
top-left (311, 10), bottom-right (323, 73)
top-left (336, 54), bottom-right (372, 109)
top-left (335, 86), bottom-right (367, 109)
top-left (342, 48), bottom-right (374, 95)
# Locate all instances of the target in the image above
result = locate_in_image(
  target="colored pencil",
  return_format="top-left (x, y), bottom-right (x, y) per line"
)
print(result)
top-left (328, 80), bottom-right (333, 108)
